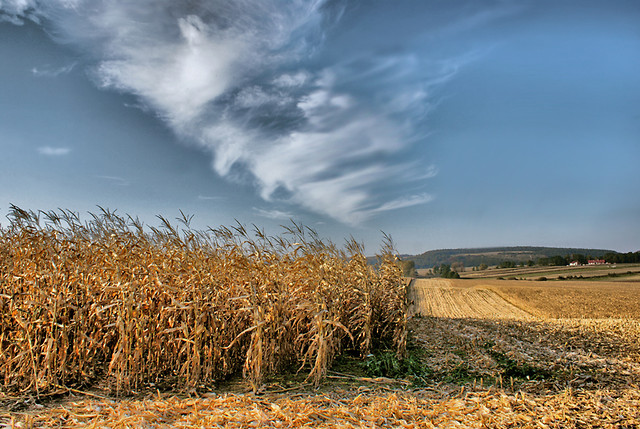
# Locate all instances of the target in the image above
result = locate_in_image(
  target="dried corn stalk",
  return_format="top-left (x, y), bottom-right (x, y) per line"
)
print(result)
top-left (0, 206), bottom-right (406, 395)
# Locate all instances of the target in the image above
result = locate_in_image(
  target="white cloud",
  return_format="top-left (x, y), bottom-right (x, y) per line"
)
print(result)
top-left (31, 62), bottom-right (76, 77)
top-left (291, 166), bottom-right (382, 225)
top-left (371, 193), bottom-right (434, 213)
top-left (253, 207), bottom-right (295, 220)
top-left (193, 51), bottom-right (449, 225)
top-left (0, 0), bottom-right (39, 24)
top-left (84, 2), bottom-right (319, 131)
top-left (248, 116), bottom-right (404, 222)
top-left (95, 15), bottom-right (244, 128)
top-left (298, 90), bottom-right (330, 114)
top-left (38, 146), bottom-right (70, 156)
top-left (273, 71), bottom-right (310, 88)
top-left (200, 122), bottom-right (255, 176)
top-left (234, 86), bottom-right (290, 109)
top-left (4, 1), bottom-right (456, 225)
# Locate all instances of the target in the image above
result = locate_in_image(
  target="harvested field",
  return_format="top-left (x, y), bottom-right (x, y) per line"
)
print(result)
top-left (408, 279), bottom-right (533, 319)
top-left (485, 279), bottom-right (640, 319)
top-left (410, 315), bottom-right (640, 387)
top-left (3, 384), bottom-right (640, 428)
top-left (605, 273), bottom-right (640, 282)
top-left (409, 278), bottom-right (640, 320)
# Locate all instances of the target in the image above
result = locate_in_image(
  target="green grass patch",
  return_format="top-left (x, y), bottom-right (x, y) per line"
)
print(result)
top-left (360, 349), bottom-right (433, 386)
top-left (441, 363), bottom-right (485, 384)
top-left (487, 349), bottom-right (552, 380)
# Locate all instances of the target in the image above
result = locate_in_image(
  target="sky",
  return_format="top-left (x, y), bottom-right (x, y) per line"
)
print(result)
top-left (1, 0), bottom-right (639, 255)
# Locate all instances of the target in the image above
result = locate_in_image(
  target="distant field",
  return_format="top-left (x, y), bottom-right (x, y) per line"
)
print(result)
top-left (416, 262), bottom-right (640, 281)
top-left (604, 273), bottom-right (640, 282)
top-left (408, 279), bottom-right (532, 319)
top-left (485, 279), bottom-right (640, 319)
top-left (410, 277), bottom-right (640, 319)
top-left (480, 263), bottom-right (640, 281)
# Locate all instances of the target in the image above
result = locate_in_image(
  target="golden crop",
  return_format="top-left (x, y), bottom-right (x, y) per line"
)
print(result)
top-left (0, 206), bottom-right (406, 395)
top-left (409, 278), bottom-right (640, 320)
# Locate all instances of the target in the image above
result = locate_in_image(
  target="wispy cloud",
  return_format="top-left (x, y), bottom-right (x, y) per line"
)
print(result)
top-left (38, 146), bottom-right (70, 156)
top-left (197, 195), bottom-right (224, 201)
top-left (31, 63), bottom-right (76, 77)
top-left (371, 193), bottom-right (434, 213)
top-left (0, 0), bottom-right (39, 25)
top-left (95, 175), bottom-right (129, 186)
top-left (438, 2), bottom-right (525, 38)
top-left (253, 207), bottom-right (295, 220)
top-left (3, 1), bottom-right (489, 224)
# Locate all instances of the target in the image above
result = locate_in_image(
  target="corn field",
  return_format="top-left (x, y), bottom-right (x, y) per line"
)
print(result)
top-left (0, 206), bottom-right (406, 395)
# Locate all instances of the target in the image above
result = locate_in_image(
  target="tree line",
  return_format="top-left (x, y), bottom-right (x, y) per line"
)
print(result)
top-left (603, 251), bottom-right (640, 264)
top-left (478, 252), bottom-right (640, 269)
top-left (399, 251), bottom-right (640, 278)
top-left (536, 251), bottom-right (640, 266)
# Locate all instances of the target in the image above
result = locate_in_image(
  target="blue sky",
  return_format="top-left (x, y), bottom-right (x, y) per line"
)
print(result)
top-left (1, 0), bottom-right (638, 254)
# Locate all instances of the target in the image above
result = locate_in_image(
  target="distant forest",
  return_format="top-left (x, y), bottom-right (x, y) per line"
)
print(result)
top-left (400, 246), bottom-right (639, 269)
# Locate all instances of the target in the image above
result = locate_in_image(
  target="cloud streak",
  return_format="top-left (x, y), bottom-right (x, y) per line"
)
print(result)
top-left (372, 193), bottom-right (434, 213)
top-left (253, 207), bottom-right (296, 220)
top-left (95, 175), bottom-right (129, 187)
top-left (31, 63), bottom-right (76, 77)
top-left (2, 0), bottom-right (476, 224)
top-left (197, 195), bottom-right (224, 201)
top-left (38, 146), bottom-right (70, 156)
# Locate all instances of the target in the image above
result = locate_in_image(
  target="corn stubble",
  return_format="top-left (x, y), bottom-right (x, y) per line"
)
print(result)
top-left (0, 206), bottom-right (406, 395)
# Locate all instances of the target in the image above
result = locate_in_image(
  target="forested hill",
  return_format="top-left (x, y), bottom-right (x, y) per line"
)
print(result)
top-left (404, 246), bottom-right (615, 269)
